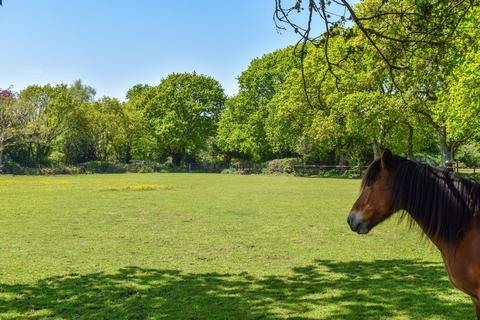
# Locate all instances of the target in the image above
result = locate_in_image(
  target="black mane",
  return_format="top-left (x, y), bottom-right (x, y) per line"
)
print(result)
top-left (363, 156), bottom-right (480, 244)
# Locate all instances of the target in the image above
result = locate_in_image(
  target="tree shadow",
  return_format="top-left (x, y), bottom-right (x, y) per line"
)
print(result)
top-left (0, 260), bottom-right (472, 319)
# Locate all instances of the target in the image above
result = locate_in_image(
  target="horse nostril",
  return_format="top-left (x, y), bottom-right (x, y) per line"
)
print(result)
top-left (348, 212), bottom-right (361, 232)
top-left (347, 212), bottom-right (370, 234)
top-left (347, 213), bottom-right (356, 229)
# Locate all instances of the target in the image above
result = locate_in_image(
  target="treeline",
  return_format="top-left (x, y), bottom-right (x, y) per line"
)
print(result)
top-left (1, 4), bottom-right (479, 170)
top-left (0, 74), bottom-right (226, 170)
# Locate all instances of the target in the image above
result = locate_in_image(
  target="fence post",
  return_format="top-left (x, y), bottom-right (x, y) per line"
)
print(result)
top-left (188, 163), bottom-right (192, 173)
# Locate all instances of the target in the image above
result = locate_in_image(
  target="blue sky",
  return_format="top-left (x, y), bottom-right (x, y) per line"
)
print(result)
top-left (0, 0), bottom-right (304, 99)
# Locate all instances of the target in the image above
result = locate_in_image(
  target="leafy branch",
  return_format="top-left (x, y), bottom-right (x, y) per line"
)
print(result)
top-left (274, 0), bottom-right (478, 93)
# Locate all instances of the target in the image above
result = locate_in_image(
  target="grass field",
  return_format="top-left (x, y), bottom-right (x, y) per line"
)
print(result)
top-left (0, 173), bottom-right (473, 319)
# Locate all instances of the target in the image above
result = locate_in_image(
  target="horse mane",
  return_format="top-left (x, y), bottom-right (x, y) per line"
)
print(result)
top-left (363, 156), bottom-right (480, 244)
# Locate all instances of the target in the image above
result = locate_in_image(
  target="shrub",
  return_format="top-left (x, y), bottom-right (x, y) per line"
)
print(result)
top-left (37, 166), bottom-right (83, 175)
top-left (221, 168), bottom-right (238, 174)
top-left (315, 168), bottom-right (363, 179)
top-left (48, 151), bottom-right (66, 166)
top-left (127, 161), bottom-right (171, 173)
top-left (457, 143), bottom-right (480, 167)
top-left (1, 163), bottom-right (83, 175)
top-left (264, 158), bottom-right (302, 174)
top-left (2, 162), bottom-right (26, 175)
top-left (138, 165), bottom-right (155, 173)
top-left (79, 161), bottom-right (127, 174)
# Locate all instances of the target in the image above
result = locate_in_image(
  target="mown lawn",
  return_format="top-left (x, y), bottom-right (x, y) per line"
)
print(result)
top-left (0, 173), bottom-right (473, 319)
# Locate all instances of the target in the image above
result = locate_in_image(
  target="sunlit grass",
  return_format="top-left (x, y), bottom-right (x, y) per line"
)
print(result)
top-left (102, 183), bottom-right (175, 192)
top-left (0, 173), bottom-right (472, 319)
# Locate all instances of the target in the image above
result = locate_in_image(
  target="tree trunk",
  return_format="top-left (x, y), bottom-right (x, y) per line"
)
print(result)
top-left (36, 145), bottom-right (51, 166)
top-left (372, 139), bottom-right (380, 160)
top-left (406, 124), bottom-right (415, 160)
top-left (0, 147), bottom-right (3, 172)
top-left (172, 152), bottom-right (183, 167)
top-left (438, 126), bottom-right (451, 167)
top-left (450, 143), bottom-right (458, 164)
top-left (124, 147), bottom-right (132, 163)
top-left (338, 152), bottom-right (347, 166)
top-left (224, 153), bottom-right (232, 167)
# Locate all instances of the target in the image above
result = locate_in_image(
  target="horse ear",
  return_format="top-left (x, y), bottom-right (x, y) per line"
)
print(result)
top-left (380, 148), bottom-right (393, 169)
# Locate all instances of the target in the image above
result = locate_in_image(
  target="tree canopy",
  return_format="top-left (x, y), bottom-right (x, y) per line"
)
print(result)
top-left (127, 73), bottom-right (226, 165)
top-left (0, 1), bottom-right (478, 170)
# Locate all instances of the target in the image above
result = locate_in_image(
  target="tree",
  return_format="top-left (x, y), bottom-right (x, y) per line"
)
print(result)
top-left (265, 67), bottom-right (317, 160)
top-left (0, 89), bottom-right (28, 169)
top-left (274, 0), bottom-right (478, 91)
top-left (217, 48), bottom-right (300, 161)
top-left (16, 84), bottom-right (77, 165)
top-left (443, 50), bottom-right (480, 148)
top-left (126, 84), bottom-right (151, 100)
top-left (217, 94), bottom-right (271, 161)
top-left (90, 97), bottom-right (132, 162)
top-left (266, 23), bottom-right (439, 164)
top-left (129, 73), bottom-right (226, 165)
top-left (61, 101), bottom-right (96, 164)
top-left (270, 2), bottom-right (479, 166)
top-left (391, 6), bottom-right (480, 166)
top-left (60, 80), bottom-right (97, 164)
top-left (124, 102), bottom-right (158, 162)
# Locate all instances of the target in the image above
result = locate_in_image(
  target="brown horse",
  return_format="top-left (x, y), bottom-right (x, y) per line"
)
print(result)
top-left (348, 148), bottom-right (480, 319)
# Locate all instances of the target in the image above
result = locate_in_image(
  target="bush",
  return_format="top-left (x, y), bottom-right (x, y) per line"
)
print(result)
top-left (1, 163), bottom-right (83, 175)
top-left (127, 161), bottom-right (171, 173)
top-left (315, 168), bottom-right (363, 179)
top-left (221, 168), bottom-right (238, 174)
top-left (48, 151), bottom-right (66, 166)
top-left (2, 162), bottom-right (25, 175)
top-left (138, 165), bottom-right (155, 173)
top-left (457, 143), bottom-right (480, 167)
top-left (264, 158), bottom-right (302, 174)
top-left (79, 161), bottom-right (127, 174)
top-left (37, 166), bottom-right (83, 175)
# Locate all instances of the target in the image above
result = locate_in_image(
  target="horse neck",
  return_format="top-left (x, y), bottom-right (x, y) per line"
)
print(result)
top-left (406, 209), bottom-right (449, 251)
top-left (393, 168), bottom-right (461, 250)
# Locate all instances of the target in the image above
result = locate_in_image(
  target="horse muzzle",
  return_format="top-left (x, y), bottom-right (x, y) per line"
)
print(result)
top-left (347, 212), bottom-right (370, 234)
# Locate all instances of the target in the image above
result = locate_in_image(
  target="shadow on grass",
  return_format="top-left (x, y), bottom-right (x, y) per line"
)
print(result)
top-left (0, 260), bottom-right (472, 319)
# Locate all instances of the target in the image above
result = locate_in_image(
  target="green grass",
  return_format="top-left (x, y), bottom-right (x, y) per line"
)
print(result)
top-left (0, 173), bottom-right (473, 319)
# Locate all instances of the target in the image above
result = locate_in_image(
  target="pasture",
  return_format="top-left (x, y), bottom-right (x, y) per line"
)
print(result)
top-left (0, 173), bottom-right (472, 319)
